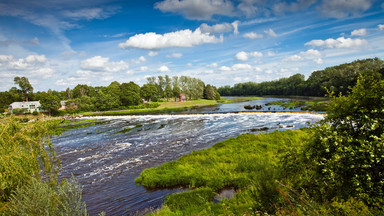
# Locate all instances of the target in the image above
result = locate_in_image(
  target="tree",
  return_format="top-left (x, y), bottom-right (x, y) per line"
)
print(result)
top-left (120, 82), bottom-right (141, 106)
top-left (140, 84), bottom-right (158, 102)
top-left (204, 84), bottom-right (216, 100)
top-left (39, 92), bottom-right (61, 115)
top-left (306, 70), bottom-right (384, 204)
top-left (14, 76), bottom-right (33, 101)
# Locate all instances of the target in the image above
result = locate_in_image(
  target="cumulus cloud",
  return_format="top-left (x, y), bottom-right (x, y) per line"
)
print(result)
top-left (158, 65), bottom-right (170, 72)
top-left (154, 0), bottom-right (235, 20)
top-left (131, 56), bottom-right (147, 64)
top-left (80, 56), bottom-right (129, 73)
top-left (0, 54), bottom-right (53, 79)
top-left (199, 21), bottom-right (239, 34)
top-left (351, 28), bottom-right (367, 36)
top-left (317, 0), bottom-right (374, 18)
top-left (119, 28), bottom-right (222, 50)
top-left (243, 32), bottom-right (263, 39)
top-left (305, 37), bottom-right (368, 49)
top-left (264, 28), bottom-right (278, 37)
top-left (235, 51), bottom-right (263, 61)
top-left (286, 49), bottom-right (323, 64)
top-left (378, 24), bottom-right (384, 30)
top-left (232, 63), bottom-right (252, 71)
top-left (166, 53), bottom-right (183, 58)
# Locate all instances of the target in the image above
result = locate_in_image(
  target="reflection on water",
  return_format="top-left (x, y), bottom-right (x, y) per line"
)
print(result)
top-left (52, 99), bottom-right (323, 215)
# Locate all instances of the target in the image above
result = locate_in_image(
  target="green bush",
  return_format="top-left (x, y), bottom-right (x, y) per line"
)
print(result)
top-left (32, 110), bottom-right (39, 115)
top-left (2, 177), bottom-right (87, 216)
top-left (305, 70), bottom-right (384, 204)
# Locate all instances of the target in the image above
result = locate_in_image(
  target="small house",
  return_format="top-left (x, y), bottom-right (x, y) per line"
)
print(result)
top-left (180, 94), bottom-right (186, 102)
top-left (8, 101), bottom-right (42, 113)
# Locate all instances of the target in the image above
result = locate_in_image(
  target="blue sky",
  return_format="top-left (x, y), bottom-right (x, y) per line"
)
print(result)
top-left (0, 0), bottom-right (383, 91)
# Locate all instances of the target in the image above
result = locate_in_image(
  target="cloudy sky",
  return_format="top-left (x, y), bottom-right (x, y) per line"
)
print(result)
top-left (0, 0), bottom-right (383, 91)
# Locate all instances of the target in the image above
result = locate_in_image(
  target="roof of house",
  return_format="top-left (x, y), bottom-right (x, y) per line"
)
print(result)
top-left (9, 101), bottom-right (41, 109)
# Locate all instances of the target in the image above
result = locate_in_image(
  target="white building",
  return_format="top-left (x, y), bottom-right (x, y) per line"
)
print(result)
top-left (8, 101), bottom-right (42, 113)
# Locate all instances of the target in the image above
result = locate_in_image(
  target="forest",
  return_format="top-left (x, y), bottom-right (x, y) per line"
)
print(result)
top-left (218, 58), bottom-right (384, 97)
top-left (0, 75), bottom-right (220, 115)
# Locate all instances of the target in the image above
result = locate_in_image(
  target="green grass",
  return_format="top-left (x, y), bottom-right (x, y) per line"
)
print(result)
top-left (138, 130), bottom-right (310, 215)
top-left (136, 130), bottom-right (308, 190)
top-left (224, 96), bottom-right (263, 103)
top-left (54, 118), bottom-right (104, 135)
top-left (267, 99), bottom-right (330, 111)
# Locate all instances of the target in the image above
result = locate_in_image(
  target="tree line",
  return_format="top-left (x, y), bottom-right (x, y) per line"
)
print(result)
top-left (0, 75), bottom-right (220, 115)
top-left (218, 58), bottom-right (384, 97)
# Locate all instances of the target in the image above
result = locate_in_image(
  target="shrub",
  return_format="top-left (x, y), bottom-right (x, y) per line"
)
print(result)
top-left (3, 177), bottom-right (87, 216)
top-left (305, 70), bottom-right (384, 204)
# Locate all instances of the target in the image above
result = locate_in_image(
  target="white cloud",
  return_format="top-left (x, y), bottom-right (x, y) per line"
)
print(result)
top-left (80, 56), bottom-right (129, 73)
top-left (166, 53), bottom-right (183, 58)
top-left (199, 22), bottom-right (233, 34)
top-left (219, 66), bottom-right (231, 71)
top-left (0, 54), bottom-right (54, 79)
top-left (148, 51), bottom-right (159, 56)
top-left (232, 20), bottom-right (239, 35)
top-left (351, 28), bottom-right (367, 36)
top-left (235, 51), bottom-right (263, 61)
top-left (317, 0), bottom-right (374, 18)
top-left (232, 63), bottom-right (252, 71)
top-left (286, 49), bottom-right (323, 64)
top-left (119, 28), bottom-right (222, 50)
top-left (243, 32), bottom-right (263, 39)
top-left (264, 28), bottom-right (278, 37)
top-left (186, 63), bottom-right (193, 66)
top-left (158, 65), bottom-right (170, 72)
top-left (131, 56), bottom-right (147, 64)
top-left (305, 37), bottom-right (368, 49)
top-left (378, 24), bottom-right (384, 30)
top-left (154, 0), bottom-right (235, 20)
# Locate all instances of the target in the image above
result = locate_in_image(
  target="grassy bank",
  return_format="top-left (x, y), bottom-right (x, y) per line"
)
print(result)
top-left (137, 128), bottom-right (382, 215)
top-left (82, 97), bottom-right (262, 116)
top-left (266, 98), bottom-right (330, 111)
top-left (136, 130), bottom-right (309, 215)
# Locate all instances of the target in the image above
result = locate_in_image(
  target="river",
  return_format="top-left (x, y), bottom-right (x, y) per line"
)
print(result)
top-left (51, 98), bottom-right (324, 215)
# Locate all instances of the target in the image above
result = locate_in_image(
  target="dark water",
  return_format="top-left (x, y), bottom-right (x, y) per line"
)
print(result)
top-left (52, 98), bottom-right (323, 215)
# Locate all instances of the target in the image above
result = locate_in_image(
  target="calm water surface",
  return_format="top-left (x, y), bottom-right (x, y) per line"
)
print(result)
top-left (52, 98), bottom-right (323, 215)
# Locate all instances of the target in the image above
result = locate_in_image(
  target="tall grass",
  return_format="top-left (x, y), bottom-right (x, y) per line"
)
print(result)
top-left (0, 117), bottom-right (97, 215)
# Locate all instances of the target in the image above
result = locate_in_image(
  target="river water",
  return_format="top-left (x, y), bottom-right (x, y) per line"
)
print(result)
top-left (52, 98), bottom-right (324, 215)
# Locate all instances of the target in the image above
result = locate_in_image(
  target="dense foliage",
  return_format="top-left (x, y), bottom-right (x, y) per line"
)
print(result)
top-left (303, 70), bottom-right (384, 204)
top-left (218, 58), bottom-right (384, 97)
top-left (0, 117), bottom-right (93, 215)
top-left (0, 75), bottom-right (220, 114)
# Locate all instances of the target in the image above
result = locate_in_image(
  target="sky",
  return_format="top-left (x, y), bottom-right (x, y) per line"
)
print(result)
top-left (0, 0), bottom-right (383, 91)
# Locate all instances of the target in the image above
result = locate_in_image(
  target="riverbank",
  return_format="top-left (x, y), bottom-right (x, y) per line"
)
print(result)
top-left (82, 96), bottom-right (262, 116)
top-left (137, 129), bottom-right (310, 215)
top-left (136, 128), bottom-right (380, 215)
